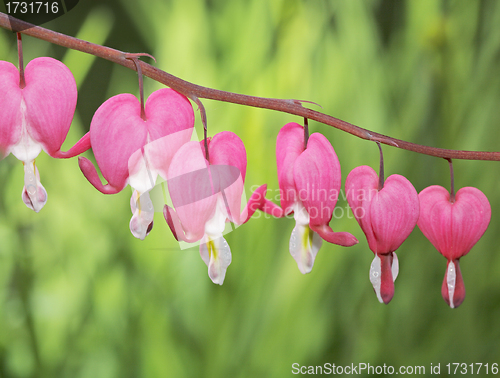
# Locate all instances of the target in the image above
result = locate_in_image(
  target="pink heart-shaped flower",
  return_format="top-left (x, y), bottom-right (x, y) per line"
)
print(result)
top-left (346, 165), bottom-right (419, 304)
top-left (0, 57), bottom-right (88, 212)
top-left (0, 57), bottom-right (78, 158)
top-left (79, 88), bottom-right (194, 194)
top-left (418, 185), bottom-right (491, 308)
top-left (78, 88), bottom-right (194, 239)
top-left (259, 122), bottom-right (358, 275)
top-left (164, 131), bottom-right (269, 285)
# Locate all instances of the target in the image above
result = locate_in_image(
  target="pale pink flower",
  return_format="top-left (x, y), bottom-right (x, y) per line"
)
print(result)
top-left (78, 88), bottom-right (194, 239)
top-left (164, 131), bottom-right (268, 285)
top-left (0, 57), bottom-right (88, 211)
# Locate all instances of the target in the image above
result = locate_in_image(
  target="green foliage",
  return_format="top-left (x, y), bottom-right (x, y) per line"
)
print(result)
top-left (1, 0), bottom-right (500, 377)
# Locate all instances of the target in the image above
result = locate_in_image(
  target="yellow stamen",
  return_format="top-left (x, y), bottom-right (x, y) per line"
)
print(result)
top-left (136, 191), bottom-right (142, 214)
top-left (302, 225), bottom-right (314, 250)
top-left (207, 238), bottom-right (217, 261)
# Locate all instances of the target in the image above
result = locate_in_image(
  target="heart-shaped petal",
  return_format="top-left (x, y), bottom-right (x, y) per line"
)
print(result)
top-left (346, 166), bottom-right (419, 254)
top-left (293, 132), bottom-right (341, 226)
top-left (143, 88), bottom-right (194, 179)
top-left (276, 122), bottom-right (304, 215)
top-left (89, 89), bottom-right (194, 193)
top-left (0, 61), bottom-right (22, 157)
top-left (205, 132), bottom-right (246, 225)
top-left (23, 57), bottom-right (77, 157)
top-left (90, 93), bottom-right (148, 192)
top-left (417, 185), bottom-right (491, 260)
top-left (294, 132), bottom-right (357, 246)
top-left (167, 141), bottom-right (217, 242)
top-left (0, 57), bottom-right (81, 160)
top-left (345, 165), bottom-right (378, 250)
top-left (370, 174), bottom-right (420, 253)
top-left (205, 131), bottom-right (247, 181)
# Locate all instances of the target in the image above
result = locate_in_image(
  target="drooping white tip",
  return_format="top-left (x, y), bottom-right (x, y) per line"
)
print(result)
top-left (446, 261), bottom-right (456, 309)
top-left (369, 253), bottom-right (398, 304)
top-left (22, 161), bottom-right (47, 212)
top-left (392, 252), bottom-right (399, 280)
top-left (289, 224), bottom-right (323, 274)
top-left (200, 235), bottom-right (232, 285)
top-left (129, 190), bottom-right (154, 240)
top-left (370, 255), bottom-right (383, 303)
top-left (289, 202), bottom-right (323, 274)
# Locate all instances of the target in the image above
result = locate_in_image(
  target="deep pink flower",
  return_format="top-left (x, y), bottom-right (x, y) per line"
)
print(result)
top-left (261, 122), bottom-right (358, 274)
top-left (418, 186), bottom-right (491, 308)
top-left (78, 88), bottom-right (194, 239)
top-left (345, 165), bottom-right (419, 304)
top-left (0, 57), bottom-right (89, 212)
top-left (164, 131), bottom-right (268, 285)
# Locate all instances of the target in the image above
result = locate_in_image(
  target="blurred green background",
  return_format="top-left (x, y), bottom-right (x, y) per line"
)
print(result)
top-left (1, 0), bottom-right (500, 377)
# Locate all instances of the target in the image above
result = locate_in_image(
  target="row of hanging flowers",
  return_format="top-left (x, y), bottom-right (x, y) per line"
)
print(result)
top-left (0, 32), bottom-right (491, 308)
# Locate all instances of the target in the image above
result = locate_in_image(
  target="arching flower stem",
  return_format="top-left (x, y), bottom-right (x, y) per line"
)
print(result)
top-left (2, 13), bottom-right (500, 161)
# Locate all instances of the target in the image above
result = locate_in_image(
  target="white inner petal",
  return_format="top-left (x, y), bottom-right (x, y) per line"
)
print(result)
top-left (289, 202), bottom-right (322, 274)
top-left (293, 201), bottom-right (310, 226)
top-left (21, 161), bottom-right (47, 213)
top-left (447, 261), bottom-right (456, 309)
top-left (200, 235), bottom-right (232, 285)
top-left (24, 162), bottom-right (37, 196)
top-left (204, 195), bottom-right (228, 237)
top-left (10, 99), bottom-right (43, 163)
top-left (198, 195), bottom-right (232, 285)
top-left (370, 255), bottom-right (383, 303)
top-left (369, 253), bottom-right (398, 304)
top-left (392, 252), bottom-right (399, 281)
top-left (129, 190), bottom-right (154, 240)
top-left (128, 138), bottom-right (159, 194)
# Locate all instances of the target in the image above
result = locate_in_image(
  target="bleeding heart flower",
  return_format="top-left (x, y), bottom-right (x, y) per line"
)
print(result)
top-left (78, 88), bottom-right (194, 239)
top-left (345, 165), bottom-right (419, 304)
top-left (418, 185), bottom-right (491, 308)
top-left (164, 131), bottom-right (269, 285)
top-left (0, 57), bottom-right (89, 212)
top-left (260, 122), bottom-right (358, 274)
